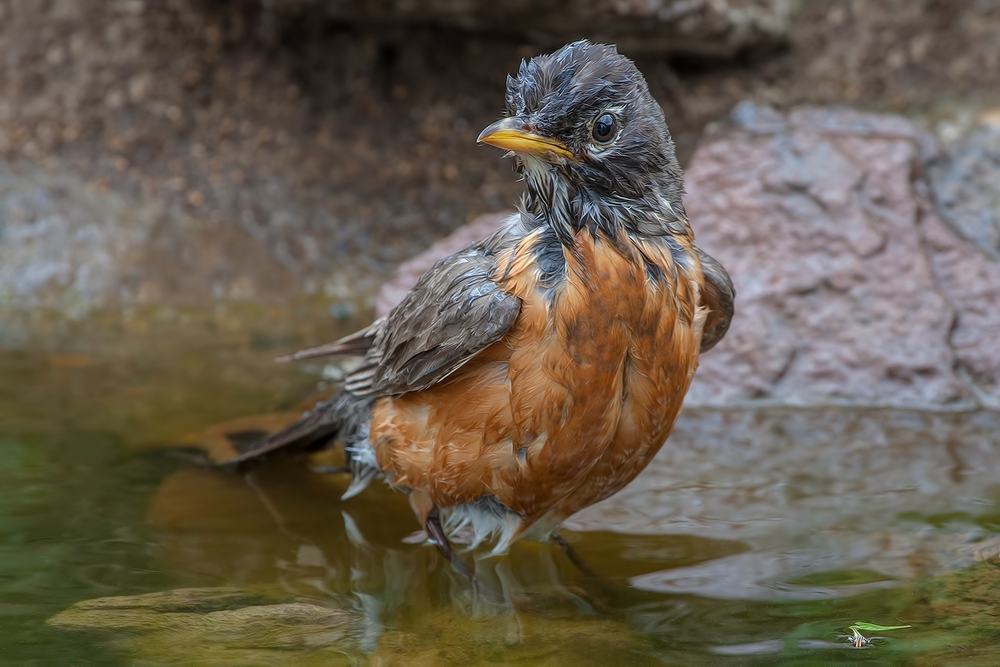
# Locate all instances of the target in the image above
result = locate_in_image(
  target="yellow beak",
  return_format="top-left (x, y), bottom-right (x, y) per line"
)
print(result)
top-left (477, 117), bottom-right (574, 160)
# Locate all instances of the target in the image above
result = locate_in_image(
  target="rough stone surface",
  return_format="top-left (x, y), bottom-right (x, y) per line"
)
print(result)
top-left (268, 0), bottom-right (794, 57)
top-left (921, 204), bottom-right (1000, 410)
top-left (377, 105), bottom-right (1000, 409)
top-left (48, 587), bottom-right (363, 661)
top-left (924, 123), bottom-right (1000, 407)
top-left (685, 103), bottom-right (965, 408)
top-left (929, 126), bottom-right (1000, 262)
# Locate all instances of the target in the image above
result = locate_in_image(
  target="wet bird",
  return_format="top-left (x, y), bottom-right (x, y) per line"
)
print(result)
top-left (225, 41), bottom-right (734, 574)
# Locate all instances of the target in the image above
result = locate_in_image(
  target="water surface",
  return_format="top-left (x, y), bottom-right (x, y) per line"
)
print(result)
top-left (3, 306), bottom-right (1000, 665)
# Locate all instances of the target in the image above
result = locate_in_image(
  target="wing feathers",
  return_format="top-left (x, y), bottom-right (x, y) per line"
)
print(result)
top-left (695, 247), bottom-right (735, 353)
top-left (346, 242), bottom-right (522, 397)
top-left (280, 225), bottom-right (523, 399)
top-left (276, 324), bottom-right (380, 362)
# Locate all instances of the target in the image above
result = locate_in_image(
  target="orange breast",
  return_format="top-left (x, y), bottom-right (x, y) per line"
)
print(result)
top-left (368, 229), bottom-right (706, 527)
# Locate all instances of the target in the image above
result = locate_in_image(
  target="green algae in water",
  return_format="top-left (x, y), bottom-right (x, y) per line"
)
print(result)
top-left (850, 622), bottom-right (912, 633)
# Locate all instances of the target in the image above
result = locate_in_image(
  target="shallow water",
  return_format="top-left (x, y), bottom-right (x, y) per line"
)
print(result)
top-left (3, 307), bottom-right (1000, 665)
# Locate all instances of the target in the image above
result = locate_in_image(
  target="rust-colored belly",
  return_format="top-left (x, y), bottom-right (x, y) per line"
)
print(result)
top-left (369, 229), bottom-right (705, 527)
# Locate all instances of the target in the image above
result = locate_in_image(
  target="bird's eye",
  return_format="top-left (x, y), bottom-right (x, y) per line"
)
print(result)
top-left (592, 113), bottom-right (616, 143)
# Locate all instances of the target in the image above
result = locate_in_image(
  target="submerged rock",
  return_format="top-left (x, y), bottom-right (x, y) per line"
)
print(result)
top-left (48, 587), bottom-right (361, 665)
top-left (919, 559), bottom-right (1000, 634)
top-left (48, 585), bottom-right (657, 666)
top-left (570, 407), bottom-right (1000, 574)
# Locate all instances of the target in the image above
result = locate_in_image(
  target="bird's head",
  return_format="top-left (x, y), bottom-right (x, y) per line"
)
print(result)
top-left (478, 41), bottom-right (685, 238)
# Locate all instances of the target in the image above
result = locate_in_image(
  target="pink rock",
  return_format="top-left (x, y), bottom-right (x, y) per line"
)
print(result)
top-left (921, 205), bottom-right (1000, 409)
top-left (686, 105), bottom-right (967, 408)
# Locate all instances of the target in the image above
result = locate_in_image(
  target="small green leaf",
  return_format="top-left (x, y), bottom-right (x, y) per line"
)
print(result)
top-left (850, 621), bottom-right (912, 632)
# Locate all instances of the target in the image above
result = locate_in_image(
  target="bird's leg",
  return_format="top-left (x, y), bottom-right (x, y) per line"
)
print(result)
top-left (551, 532), bottom-right (600, 579)
top-left (425, 510), bottom-right (507, 605)
top-left (425, 508), bottom-right (476, 581)
top-left (407, 490), bottom-right (504, 603)
top-left (550, 531), bottom-right (626, 612)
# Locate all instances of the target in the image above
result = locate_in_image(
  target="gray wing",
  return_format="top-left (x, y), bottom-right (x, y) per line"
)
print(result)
top-left (284, 228), bottom-right (522, 399)
top-left (345, 240), bottom-right (522, 397)
top-left (696, 246), bottom-right (735, 353)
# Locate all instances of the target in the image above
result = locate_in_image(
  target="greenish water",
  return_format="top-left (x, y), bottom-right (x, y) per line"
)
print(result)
top-left (3, 306), bottom-right (1000, 665)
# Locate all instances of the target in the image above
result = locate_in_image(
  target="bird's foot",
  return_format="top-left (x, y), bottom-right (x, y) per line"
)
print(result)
top-left (551, 532), bottom-right (601, 579)
top-left (425, 510), bottom-right (505, 604)
top-left (550, 531), bottom-right (622, 610)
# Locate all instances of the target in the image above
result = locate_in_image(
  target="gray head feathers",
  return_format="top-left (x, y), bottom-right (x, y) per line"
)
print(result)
top-left (507, 41), bottom-right (683, 205)
top-left (501, 40), bottom-right (686, 240)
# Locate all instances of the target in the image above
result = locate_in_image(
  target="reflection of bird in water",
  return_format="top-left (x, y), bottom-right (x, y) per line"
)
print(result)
top-left (223, 40), bottom-right (734, 580)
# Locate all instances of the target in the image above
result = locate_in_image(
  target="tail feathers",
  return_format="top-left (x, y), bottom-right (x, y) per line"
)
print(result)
top-left (220, 391), bottom-right (371, 468)
top-left (275, 323), bottom-right (378, 362)
top-left (219, 409), bottom-right (336, 468)
top-left (341, 463), bottom-right (379, 500)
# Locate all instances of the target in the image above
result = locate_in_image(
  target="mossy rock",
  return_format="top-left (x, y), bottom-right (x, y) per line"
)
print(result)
top-left (48, 586), bottom-right (362, 666)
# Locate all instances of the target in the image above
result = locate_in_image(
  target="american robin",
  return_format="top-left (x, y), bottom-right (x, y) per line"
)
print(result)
top-left (225, 40), bottom-right (734, 576)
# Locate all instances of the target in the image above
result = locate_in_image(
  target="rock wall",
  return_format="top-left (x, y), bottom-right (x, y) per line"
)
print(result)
top-left (265, 0), bottom-right (794, 57)
top-left (0, 0), bottom-right (530, 309)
